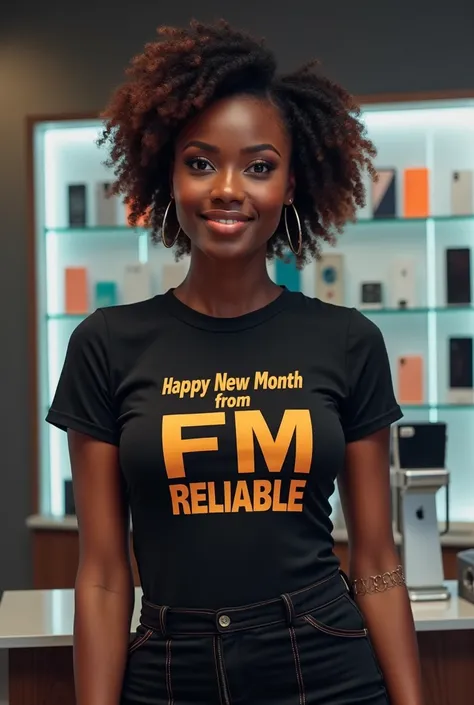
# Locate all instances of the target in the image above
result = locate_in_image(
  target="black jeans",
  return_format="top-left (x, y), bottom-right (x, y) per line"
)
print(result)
top-left (121, 571), bottom-right (388, 704)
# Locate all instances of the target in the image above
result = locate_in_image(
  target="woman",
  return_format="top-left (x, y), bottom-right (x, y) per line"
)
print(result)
top-left (47, 19), bottom-right (424, 705)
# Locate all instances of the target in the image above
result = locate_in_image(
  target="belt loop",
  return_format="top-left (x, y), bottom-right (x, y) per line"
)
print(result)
top-left (159, 606), bottom-right (169, 637)
top-left (339, 570), bottom-right (352, 596)
top-left (280, 593), bottom-right (295, 626)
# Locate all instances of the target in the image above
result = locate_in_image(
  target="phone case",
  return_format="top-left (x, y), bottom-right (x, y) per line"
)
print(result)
top-left (403, 168), bottom-right (429, 218)
top-left (123, 263), bottom-right (151, 304)
top-left (372, 169), bottom-right (396, 218)
top-left (451, 170), bottom-right (474, 215)
top-left (446, 248), bottom-right (471, 305)
top-left (96, 182), bottom-right (118, 226)
top-left (95, 281), bottom-right (118, 308)
top-left (68, 184), bottom-right (87, 227)
top-left (391, 258), bottom-right (416, 309)
top-left (397, 355), bottom-right (424, 404)
top-left (316, 253), bottom-right (344, 305)
top-left (65, 267), bottom-right (88, 314)
top-left (275, 252), bottom-right (301, 292)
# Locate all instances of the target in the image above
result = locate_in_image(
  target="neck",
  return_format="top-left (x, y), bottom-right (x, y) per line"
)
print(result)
top-left (174, 247), bottom-right (281, 318)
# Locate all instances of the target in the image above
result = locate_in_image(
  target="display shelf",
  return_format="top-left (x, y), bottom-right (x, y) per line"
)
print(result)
top-left (47, 314), bottom-right (86, 321)
top-left (44, 214), bottom-right (474, 235)
top-left (402, 403), bottom-right (474, 411)
top-left (30, 95), bottom-right (474, 523)
top-left (46, 307), bottom-right (474, 320)
top-left (364, 306), bottom-right (474, 315)
top-left (352, 214), bottom-right (474, 226)
top-left (45, 225), bottom-right (147, 235)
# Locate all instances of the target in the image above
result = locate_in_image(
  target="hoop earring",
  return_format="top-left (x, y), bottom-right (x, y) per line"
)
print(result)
top-left (284, 201), bottom-right (302, 257)
top-left (161, 199), bottom-right (182, 248)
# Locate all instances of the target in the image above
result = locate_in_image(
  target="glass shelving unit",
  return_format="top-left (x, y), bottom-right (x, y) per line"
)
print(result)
top-left (31, 97), bottom-right (474, 524)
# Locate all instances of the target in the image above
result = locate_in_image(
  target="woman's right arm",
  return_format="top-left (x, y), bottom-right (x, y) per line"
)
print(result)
top-left (69, 429), bottom-right (134, 705)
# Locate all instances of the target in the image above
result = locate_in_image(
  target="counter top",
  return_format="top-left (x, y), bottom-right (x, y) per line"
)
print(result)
top-left (26, 514), bottom-right (474, 547)
top-left (0, 582), bottom-right (473, 649)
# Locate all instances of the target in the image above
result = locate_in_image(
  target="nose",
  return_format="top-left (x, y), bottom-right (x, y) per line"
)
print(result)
top-left (209, 167), bottom-right (245, 204)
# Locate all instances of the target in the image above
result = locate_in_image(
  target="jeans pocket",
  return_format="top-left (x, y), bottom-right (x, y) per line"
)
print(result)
top-left (302, 593), bottom-right (368, 639)
top-left (128, 627), bottom-right (154, 654)
top-left (304, 613), bottom-right (367, 638)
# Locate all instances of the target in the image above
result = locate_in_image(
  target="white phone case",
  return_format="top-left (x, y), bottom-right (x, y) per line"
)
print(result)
top-left (316, 254), bottom-right (344, 305)
top-left (451, 170), bottom-right (474, 216)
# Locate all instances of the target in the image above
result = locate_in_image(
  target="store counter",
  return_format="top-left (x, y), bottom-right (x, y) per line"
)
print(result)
top-left (1, 582), bottom-right (473, 705)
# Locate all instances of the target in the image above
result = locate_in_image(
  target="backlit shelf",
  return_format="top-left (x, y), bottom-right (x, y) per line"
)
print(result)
top-left (362, 306), bottom-right (474, 315)
top-left (351, 214), bottom-right (474, 226)
top-left (402, 404), bottom-right (474, 411)
top-left (47, 314), bottom-right (86, 321)
top-left (47, 305), bottom-right (474, 323)
top-left (44, 214), bottom-right (474, 236)
top-left (44, 226), bottom-right (146, 235)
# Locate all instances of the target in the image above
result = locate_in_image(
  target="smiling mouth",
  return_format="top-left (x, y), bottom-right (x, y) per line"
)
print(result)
top-left (200, 213), bottom-right (253, 236)
top-left (201, 213), bottom-right (253, 222)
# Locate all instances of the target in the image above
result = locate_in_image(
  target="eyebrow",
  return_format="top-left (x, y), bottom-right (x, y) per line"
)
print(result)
top-left (183, 140), bottom-right (281, 157)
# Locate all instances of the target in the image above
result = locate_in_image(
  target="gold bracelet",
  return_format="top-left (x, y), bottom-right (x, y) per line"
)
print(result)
top-left (352, 564), bottom-right (406, 597)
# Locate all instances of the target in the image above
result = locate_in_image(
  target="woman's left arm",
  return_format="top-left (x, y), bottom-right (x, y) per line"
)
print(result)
top-left (338, 426), bottom-right (424, 705)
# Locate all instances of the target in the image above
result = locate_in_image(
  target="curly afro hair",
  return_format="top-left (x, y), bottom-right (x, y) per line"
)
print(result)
top-left (99, 19), bottom-right (376, 264)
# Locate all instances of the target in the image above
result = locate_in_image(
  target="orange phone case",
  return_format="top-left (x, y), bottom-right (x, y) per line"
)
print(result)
top-left (403, 168), bottom-right (429, 218)
top-left (65, 267), bottom-right (88, 314)
top-left (397, 355), bottom-right (424, 404)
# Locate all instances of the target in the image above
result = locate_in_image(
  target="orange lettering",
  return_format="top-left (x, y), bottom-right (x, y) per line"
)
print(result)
top-left (272, 479), bottom-right (287, 511)
top-left (232, 480), bottom-right (253, 512)
top-left (190, 482), bottom-right (208, 514)
top-left (208, 482), bottom-right (224, 513)
top-left (287, 479), bottom-right (306, 512)
top-left (162, 412), bottom-right (225, 479)
top-left (253, 480), bottom-right (273, 511)
top-left (169, 484), bottom-right (191, 515)
top-left (224, 481), bottom-right (232, 513)
top-left (235, 410), bottom-right (312, 474)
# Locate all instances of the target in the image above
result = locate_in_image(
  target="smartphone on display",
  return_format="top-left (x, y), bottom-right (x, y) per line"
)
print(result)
top-left (397, 355), bottom-right (424, 404)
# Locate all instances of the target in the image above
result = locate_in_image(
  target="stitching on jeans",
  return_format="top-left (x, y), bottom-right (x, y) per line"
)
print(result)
top-left (213, 636), bottom-right (224, 705)
top-left (281, 593), bottom-right (294, 624)
top-left (304, 614), bottom-right (367, 638)
top-left (140, 573), bottom-right (347, 638)
top-left (139, 617), bottom-right (286, 637)
top-left (142, 571), bottom-right (338, 617)
top-left (165, 639), bottom-right (174, 705)
top-left (128, 629), bottom-right (153, 654)
top-left (142, 596), bottom-right (349, 637)
top-left (160, 606), bottom-right (168, 637)
top-left (288, 626), bottom-right (306, 705)
top-left (142, 600), bottom-right (215, 616)
top-left (216, 635), bottom-right (232, 705)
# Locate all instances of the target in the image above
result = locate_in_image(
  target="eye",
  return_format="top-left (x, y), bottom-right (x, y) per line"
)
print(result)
top-left (187, 157), bottom-right (215, 172)
top-left (246, 160), bottom-right (275, 175)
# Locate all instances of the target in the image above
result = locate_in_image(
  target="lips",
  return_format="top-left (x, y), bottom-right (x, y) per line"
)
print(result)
top-left (201, 210), bottom-right (253, 237)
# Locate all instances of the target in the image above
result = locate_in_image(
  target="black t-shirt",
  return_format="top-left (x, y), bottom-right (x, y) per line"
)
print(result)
top-left (46, 289), bottom-right (402, 608)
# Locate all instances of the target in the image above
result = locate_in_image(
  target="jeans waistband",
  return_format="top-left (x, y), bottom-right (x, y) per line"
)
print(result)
top-left (140, 570), bottom-right (351, 636)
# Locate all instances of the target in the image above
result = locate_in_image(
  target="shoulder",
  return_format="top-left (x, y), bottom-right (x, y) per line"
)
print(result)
top-left (99, 294), bottom-right (168, 328)
top-left (69, 295), bottom-right (169, 354)
top-left (284, 292), bottom-right (383, 349)
top-left (284, 290), bottom-right (355, 329)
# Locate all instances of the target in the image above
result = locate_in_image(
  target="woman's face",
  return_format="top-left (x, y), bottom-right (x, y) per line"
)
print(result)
top-left (172, 94), bottom-right (294, 262)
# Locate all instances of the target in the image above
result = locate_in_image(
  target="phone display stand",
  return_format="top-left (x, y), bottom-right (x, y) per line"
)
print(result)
top-left (392, 467), bottom-right (451, 602)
